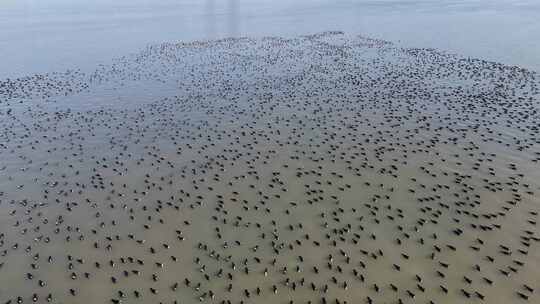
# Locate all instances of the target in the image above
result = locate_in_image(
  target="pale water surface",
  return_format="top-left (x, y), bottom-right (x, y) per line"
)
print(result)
top-left (1, 0), bottom-right (540, 78)
top-left (0, 7), bottom-right (539, 304)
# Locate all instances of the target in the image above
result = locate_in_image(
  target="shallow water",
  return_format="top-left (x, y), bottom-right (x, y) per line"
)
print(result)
top-left (1, 0), bottom-right (540, 78)
top-left (0, 32), bottom-right (539, 304)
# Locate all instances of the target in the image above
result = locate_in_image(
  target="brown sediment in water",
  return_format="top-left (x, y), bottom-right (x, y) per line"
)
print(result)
top-left (0, 32), bottom-right (539, 304)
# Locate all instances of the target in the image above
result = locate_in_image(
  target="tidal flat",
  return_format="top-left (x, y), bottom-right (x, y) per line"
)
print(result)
top-left (0, 32), bottom-right (539, 304)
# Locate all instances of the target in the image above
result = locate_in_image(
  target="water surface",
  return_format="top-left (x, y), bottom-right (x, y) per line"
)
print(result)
top-left (1, 0), bottom-right (540, 78)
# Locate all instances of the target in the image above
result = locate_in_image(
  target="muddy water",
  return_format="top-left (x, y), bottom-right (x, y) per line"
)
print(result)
top-left (0, 32), bottom-right (539, 304)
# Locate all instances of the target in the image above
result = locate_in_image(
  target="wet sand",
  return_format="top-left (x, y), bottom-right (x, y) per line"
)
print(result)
top-left (0, 32), bottom-right (539, 304)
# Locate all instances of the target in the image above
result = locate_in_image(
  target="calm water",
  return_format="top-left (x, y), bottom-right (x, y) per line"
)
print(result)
top-left (1, 0), bottom-right (540, 78)
top-left (1, 2), bottom-right (539, 304)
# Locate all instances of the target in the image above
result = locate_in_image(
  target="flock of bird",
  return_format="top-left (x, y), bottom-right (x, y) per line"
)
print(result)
top-left (0, 32), bottom-right (539, 304)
